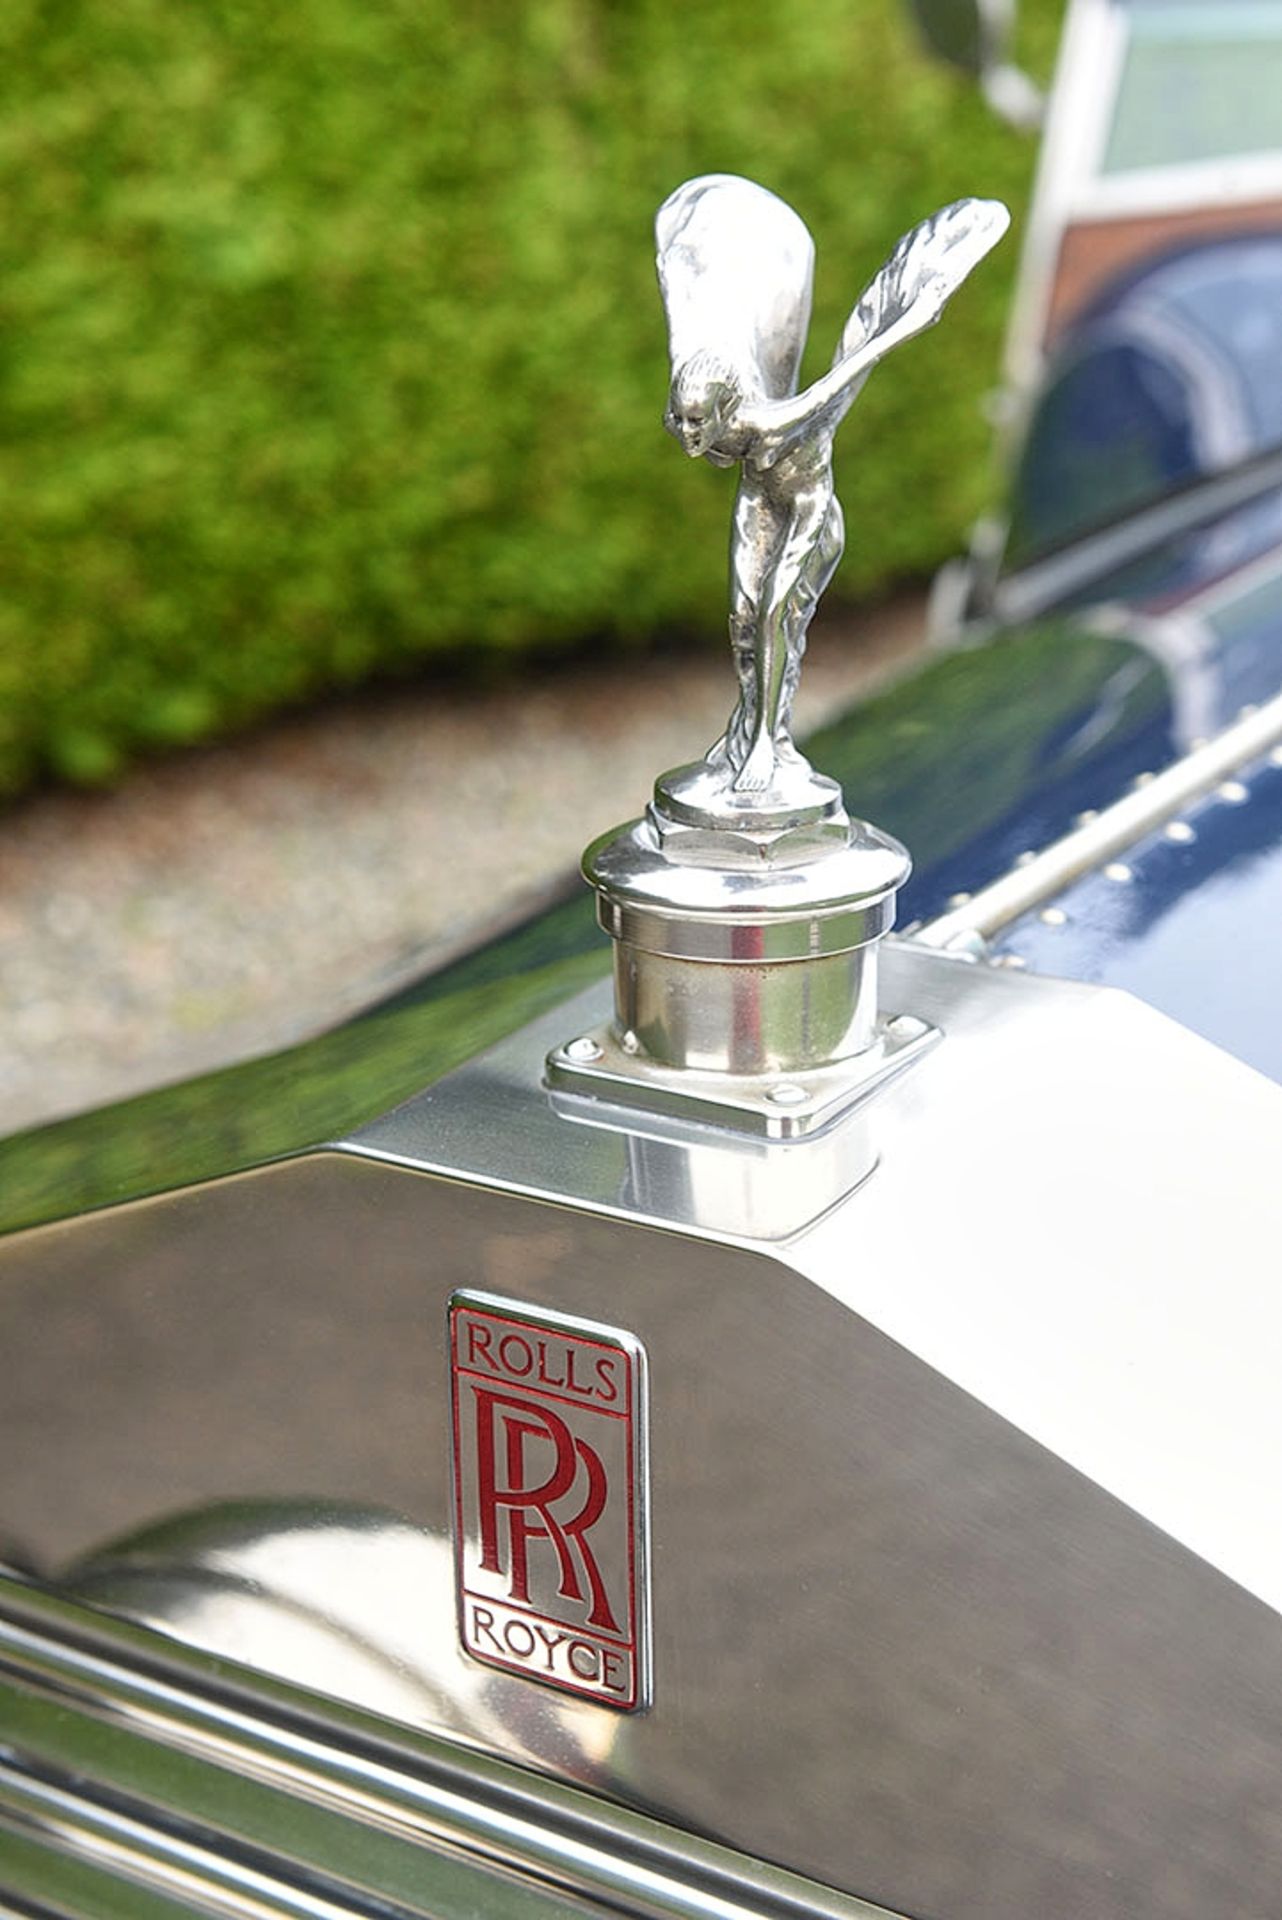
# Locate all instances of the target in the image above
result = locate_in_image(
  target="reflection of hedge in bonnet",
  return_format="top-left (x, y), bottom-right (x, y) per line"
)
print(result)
top-left (0, 0), bottom-right (1058, 796)
top-left (0, 613), bottom-right (1157, 1237)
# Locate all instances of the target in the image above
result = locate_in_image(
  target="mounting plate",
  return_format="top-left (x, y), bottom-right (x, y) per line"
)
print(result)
top-left (545, 1012), bottom-right (941, 1141)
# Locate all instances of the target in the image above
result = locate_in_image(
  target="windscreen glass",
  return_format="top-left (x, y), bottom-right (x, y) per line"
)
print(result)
top-left (1105, 4), bottom-right (1282, 174)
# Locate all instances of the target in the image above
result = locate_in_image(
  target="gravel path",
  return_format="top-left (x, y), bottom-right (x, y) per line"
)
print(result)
top-left (0, 597), bottom-right (924, 1135)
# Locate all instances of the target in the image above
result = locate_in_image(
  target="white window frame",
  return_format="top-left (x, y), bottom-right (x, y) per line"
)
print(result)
top-left (1005, 0), bottom-right (1282, 398)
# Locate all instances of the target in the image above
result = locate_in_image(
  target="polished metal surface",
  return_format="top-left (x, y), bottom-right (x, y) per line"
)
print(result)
top-left (0, 1574), bottom-right (901, 1920)
top-left (5, 945), bottom-right (1282, 1917)
top-left (654, 175), bottom-right (1009, 814)
top-left (585, 827), bottom-right (907, 960)
top-left (917, 684), bottom-right (1282, 949)
top-left (576, 810), bottom-right (909, 1082)
top-left (604, 940), bottom-right (876, 1076)
top-left (547, 1009), bottom-right (938, 1141)
top-left (473, 978), bottom-right (894, 1236)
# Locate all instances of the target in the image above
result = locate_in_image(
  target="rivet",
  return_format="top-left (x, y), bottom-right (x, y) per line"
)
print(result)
top-left (1104, 862), bottom-right (1133, 883)
top-left (1189, 737), bottom-right (1208, 751)
top-left (1270, 744), bottom-right (1282, 768)
top-left (1131, 771), bottom-right (1155, 789)
top-left (992, 952), bottom-right (1027, 970)
top-left (565, 1035), bottom-right (604, 1064)
top-left (1165, 820), bottom-right (1196, 844)
top-left (1014, 850), bottom-right (1038, 868)
top-left (620, 1029), bottom-right (640, 1055)
top-left (1073, 809), bottom-right (1098, 828)
top-left (1238, 703), bottom-right (1259, 719)
top-left (947, 891), bottom-right (972, 908)
top-left (767, 1083), bottom-right (808, 1107)
top-left (1217, 780), bottom-right (1249, 805)
top-left (887, 1014), bottom-right (927, 1039)
top-left (1039, 906), bottom-right (1068, 927)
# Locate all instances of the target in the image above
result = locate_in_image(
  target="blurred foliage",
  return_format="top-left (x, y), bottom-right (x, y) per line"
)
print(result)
top-left (0, 0), bottom-right (1063, 794)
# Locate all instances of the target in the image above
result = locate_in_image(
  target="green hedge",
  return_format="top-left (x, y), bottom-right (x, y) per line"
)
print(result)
top-left (0, 0), bottom-right (1062, 793)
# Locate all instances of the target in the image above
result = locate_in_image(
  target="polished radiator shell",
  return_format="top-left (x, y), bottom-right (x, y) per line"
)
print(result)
top-left (2, 941), bottom-right (1281, 1920)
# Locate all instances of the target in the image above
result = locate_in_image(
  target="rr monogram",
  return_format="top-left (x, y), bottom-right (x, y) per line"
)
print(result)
top-left (449, 1293), bottom-right (649, 1710)
top-left (471, 1387), bottom-right (619, 1631)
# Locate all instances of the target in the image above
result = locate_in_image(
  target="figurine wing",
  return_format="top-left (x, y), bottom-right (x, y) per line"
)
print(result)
top-left (656, 175), bottom-right (815, 404)
top-left (740, 197), bottom-right (1010, 441)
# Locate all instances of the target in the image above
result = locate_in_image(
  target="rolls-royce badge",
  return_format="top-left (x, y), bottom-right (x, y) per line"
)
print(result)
top-left (450, 1292), bottom-right (650, 1710)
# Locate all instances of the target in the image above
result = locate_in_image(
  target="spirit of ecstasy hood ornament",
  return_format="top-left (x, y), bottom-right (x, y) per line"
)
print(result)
top-left (655, 175), bottom-right (1009, 829)
top-left (550, 176), bottom-right (1009, 1137)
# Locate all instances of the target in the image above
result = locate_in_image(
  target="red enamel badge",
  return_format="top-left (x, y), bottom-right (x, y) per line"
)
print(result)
top-left (449, 1292), bottom-right (650, 1710)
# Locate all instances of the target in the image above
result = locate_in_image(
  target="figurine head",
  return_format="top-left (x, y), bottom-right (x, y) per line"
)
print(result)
top-left (666, 352), bottom-right (744, 464)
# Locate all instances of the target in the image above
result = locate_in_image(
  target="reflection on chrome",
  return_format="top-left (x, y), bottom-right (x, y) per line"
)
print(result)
top-left (63, 1500), bottom-right (627, 1780)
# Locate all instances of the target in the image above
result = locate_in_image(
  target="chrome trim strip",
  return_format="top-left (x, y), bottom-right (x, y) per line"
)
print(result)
top-left (991, 443), bottom-right (1282, 627)
top-left (0, 1810), bottom-right (210, 1920)
top-left (1078, 149), bottom-right (1282, 223)
top-left (917, 689), bottom-right (1282, 951)
top-left (0, 1574), bottom-right (902, 1920)
top-left (0, 1763), bottom-right (352, 1920)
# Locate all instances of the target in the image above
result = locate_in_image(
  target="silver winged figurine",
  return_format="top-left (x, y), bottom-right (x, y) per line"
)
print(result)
top-left (655, 175), bottom-right (1009, 825)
